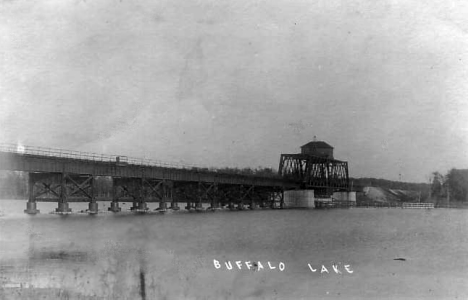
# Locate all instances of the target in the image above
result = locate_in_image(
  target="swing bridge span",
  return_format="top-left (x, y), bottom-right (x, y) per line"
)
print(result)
top-left (0, 143), bottom-right (349, 214)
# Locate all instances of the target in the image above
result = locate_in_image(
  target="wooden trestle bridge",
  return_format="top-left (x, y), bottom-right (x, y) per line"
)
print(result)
top-left (0, 144), bottom-right (299, 214)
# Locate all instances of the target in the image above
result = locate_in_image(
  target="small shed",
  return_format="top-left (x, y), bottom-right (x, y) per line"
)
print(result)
top-left (300, 141), bottom-right (334, 159)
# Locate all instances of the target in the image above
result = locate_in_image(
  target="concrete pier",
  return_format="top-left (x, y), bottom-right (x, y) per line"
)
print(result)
top-left (56, 202), bottom-right (72, 213)
top-left (158, 201), bottom-right (167, 210)
top-left (88, 202), bottom-right (98, 214)
top-left (131, 201), bottom-right (138, 210)
top-left (108, 201), bottom-right (121, 212)
top-left (137, 202), bottom-right (148, 210)
top-left (170, 202), bottom-right (180, 210)
top-left (107, 201), bottom-right (122, 212)
top-left (24, 202), bottom-right (40, 214)
top-left (208, 202), bottom-right (220, 211)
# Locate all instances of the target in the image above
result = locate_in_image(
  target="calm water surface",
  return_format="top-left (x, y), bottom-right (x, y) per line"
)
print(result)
top-left (0, 200), bottom-right (467, 299)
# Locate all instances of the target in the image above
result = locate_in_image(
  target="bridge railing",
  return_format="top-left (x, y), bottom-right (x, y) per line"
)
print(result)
top-left (0, 143), bottom-right (208, 171)
top-left (0, 143), bottom-right (286, 180)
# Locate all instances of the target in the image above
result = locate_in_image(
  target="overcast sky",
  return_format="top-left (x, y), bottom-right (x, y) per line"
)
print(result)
top-left (1, 0), bottom-right (467, 182)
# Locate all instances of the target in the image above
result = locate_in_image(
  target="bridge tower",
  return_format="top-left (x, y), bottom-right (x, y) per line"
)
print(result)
top-left (278, 140), bottom-right (349, 197)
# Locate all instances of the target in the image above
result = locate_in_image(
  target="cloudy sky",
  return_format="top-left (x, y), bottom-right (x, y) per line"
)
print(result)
top-left (1, 0), bottom-right (467, 182)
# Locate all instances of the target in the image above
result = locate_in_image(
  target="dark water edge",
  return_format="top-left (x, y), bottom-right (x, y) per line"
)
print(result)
top-left (1, 287), bottom-right (104, 300)
top-left (1, 200), bottom-right (468, 299)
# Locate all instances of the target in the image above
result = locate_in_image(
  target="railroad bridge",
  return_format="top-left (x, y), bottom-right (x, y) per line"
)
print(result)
top-left (0, 140), bottom-right (349, 214)
top-left (0, 144), bottom-right (298, 214)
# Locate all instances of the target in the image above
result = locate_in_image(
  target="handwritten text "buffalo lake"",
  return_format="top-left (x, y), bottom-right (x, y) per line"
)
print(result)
top-left (213, 260), bottom-right (354, 274)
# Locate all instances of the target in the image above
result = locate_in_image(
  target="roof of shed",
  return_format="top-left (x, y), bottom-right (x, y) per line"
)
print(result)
top-left (300, 141), bottom-right (334, 149)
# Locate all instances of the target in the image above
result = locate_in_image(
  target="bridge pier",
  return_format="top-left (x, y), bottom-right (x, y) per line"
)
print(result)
top-left (136, 177), bottom-right (148, 211)
top-left (56, 202), bottom-right (71, 213)
top-left (24, 201), bottom-right (40, 214)
top-left (158, 201), bottom-right (167, 210)
top-left (195, 202), bottom-right (203, 211)
top-left (56, 173), bottom-right (71, 213)
top-left (88, 202), bottom-right (98, 214)
top-left (108, 201), bottom-right (121, 212)
top-left (24, 175), bottom-right (40, 214)
top-left (209, 201), bottom-right (220, 210)
top-left (87, 176), bottom-right (98, 214)
top-left (196, 182), bottom-right (204, 211)
top-left (137, 201), bottom-right (148, 211)
top-left (248, 186), bottom-right (255, 210)
top-left (170, 201), bottom-right (179, 210)
top-left (108, 183), bottom-right (121, 212)
top-left (158, 180), bottom-right (172, 211)
top-left (212, 183), bottom-right (220, 210)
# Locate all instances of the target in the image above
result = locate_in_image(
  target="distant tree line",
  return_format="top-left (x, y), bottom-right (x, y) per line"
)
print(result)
top-left (213, 167), bottom-right (279, 177)
top-left (186, 166), bottom-right (279, 177)
top-left (350, 177), bottom-right (430, 192)
top-left (0, 171), bottom-right (27, 199)
top-left (431, 169), bottom-right (468, 202)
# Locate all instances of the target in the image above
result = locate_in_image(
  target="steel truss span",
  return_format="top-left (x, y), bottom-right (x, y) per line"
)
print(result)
top-left (278, 154), bottom-right (349, 196)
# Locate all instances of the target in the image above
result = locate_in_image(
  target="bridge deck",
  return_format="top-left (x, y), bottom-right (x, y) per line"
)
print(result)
top-left (0, 151), bottom-right (297, 188)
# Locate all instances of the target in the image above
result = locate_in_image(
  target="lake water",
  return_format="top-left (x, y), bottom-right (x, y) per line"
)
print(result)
top-left (1, 200), bottom-right (467, 299)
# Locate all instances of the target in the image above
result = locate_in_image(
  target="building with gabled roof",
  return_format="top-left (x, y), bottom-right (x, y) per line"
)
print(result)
top-left (300, 141), bottom-right (334, 159)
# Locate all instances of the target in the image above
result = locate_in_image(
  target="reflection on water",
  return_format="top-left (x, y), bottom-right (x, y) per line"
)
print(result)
top-left (30, 250), bottom-right (91, 262)
top-left (1, 199), bottom-right (468, 299)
